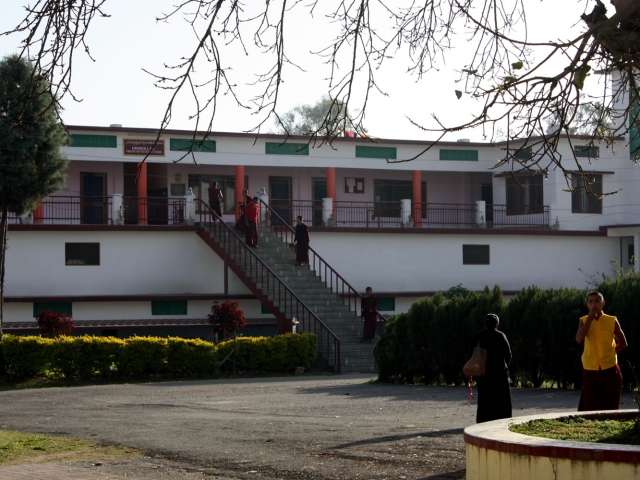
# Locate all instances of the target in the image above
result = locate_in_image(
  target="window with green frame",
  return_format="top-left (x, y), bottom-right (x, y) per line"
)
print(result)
top-left (261, 303), bottom-right (272, 314)
top-left (439, 149), bottom-right (478, 161)
top-left (151, 300), bottom-right (187, 315)
top-left (373, 180), bottom-right (427, 218)
top-left (630, 99), bottom-right (640, 159)
top-left (356, 146), bottom-right (397, 159)
top-left (33, 302), bottom-right (72, 317)
top-left (376, 297), bottom-right (395, 311)
top-left (170, 138), bottom-right (216, 152)
top-left (265, 142), bottom-right (309, 155)
top-left (70, 134), bottom-right (117, 148)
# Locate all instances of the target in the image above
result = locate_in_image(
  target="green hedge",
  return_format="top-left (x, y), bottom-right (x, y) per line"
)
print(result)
top-left (217, 334), bottom-right (317, 372)
top-left (1, 333), bottom-right (317, 380)
top-left (374, 276), bottom-right (640, 389)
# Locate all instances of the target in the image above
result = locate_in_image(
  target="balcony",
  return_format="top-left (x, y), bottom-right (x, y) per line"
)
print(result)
top-left (7, 196), bottom-right (550, 230)
top-left (271, 200), bottom-right (550, 230)
top-left (8, 196), bottom-right (186, 226)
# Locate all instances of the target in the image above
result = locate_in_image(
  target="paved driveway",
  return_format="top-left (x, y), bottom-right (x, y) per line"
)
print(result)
top-left (0, 374), bottom-right (622, 479)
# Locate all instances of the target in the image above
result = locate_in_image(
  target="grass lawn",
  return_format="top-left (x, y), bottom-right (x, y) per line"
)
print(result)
top-left (0, 429), bottom-right (139, 465)
top-left (510, 416), bottom-right (640, 445)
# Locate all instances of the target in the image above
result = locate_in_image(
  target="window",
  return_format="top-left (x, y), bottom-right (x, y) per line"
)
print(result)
top-left (265, 142), bottom-right (309, 155)
top-left (188, 174), bottom-right (248, 214)
top-left (373, 180), bottom-right (427, 218)
top-left (261, 303), bottom-right (272, 314)
top-left (33, 302), bottom-right (72, 317)
top-left (356, 146), bottom-right (397, 159)
top-left (65, 243), bottom-right (100, 265)
top-left (151, 300), bottom-right (187, 315)
top-left (439, 149), bottom-right (478, 161)
top-left (506, 176), bottom-right (543, 215)
top-left (170, 138), bottom-right (216, 152)
top-left (631, 99), bottom-right (640, 159)
top-left (574, 146), bottom-right (599, 158)
top-left (514, 148), bottom-right (532, 160)
top-left (571, 174), bottom-right (602, 214)
top-left (463, 245), bottom-right (490, 265)
top-left (70, 134), bottom-right (117, 148)
top-left (376, 297), bottom-right (395, 311)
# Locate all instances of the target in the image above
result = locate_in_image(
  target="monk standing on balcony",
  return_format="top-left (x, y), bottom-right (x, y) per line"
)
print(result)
top-left (294, 215), bottom-right (310, 265)
top-left (245, 196), bottom-right (259, 248)
top-left (361, 287), bottom-right (378, 343)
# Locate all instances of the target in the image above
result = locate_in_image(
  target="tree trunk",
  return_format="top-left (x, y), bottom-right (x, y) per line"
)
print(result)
top-left (0, 205), bottom-right (7, 343)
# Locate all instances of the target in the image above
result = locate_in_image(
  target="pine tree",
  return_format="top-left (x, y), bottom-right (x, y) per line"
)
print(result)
top-left (0, 54), bottom-right (69, 341)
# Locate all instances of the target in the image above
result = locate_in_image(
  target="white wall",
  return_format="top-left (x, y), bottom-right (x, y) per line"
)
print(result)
top-left (310, 231), bottom-right (620, 292)
top-left (5, 231), bottom-right (251, 297)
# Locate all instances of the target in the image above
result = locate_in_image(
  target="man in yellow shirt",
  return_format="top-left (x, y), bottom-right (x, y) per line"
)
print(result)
top-left (575, 291), bottom-right (628, 411)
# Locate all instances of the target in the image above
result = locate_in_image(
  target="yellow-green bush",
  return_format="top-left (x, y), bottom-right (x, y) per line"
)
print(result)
top-left (217, 334), bottom-right (317, 372)
top-left (2, 335), bottom-right (54, 379)
top-left (1, 333), bottom-right (313, 379)
top-left (166, 337), bottom-right (218, 374)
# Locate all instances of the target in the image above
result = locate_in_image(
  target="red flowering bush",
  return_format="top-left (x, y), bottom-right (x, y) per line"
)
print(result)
top-left (37, 310), bottom-right (75, 338)
top-left (207, 300), bottom-right (247, 336)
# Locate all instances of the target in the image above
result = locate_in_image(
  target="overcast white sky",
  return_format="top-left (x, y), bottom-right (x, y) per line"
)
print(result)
top-left (0, 1), bottom-right (604, 141)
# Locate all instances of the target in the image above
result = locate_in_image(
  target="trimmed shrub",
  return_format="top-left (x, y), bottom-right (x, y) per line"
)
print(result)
top-left (166, 337), bottom-right (218, 375)
top-left (115, 336), bottom-right (168, 376)
top-left (2, 335), bottom-right (55, 379)
top-left (50, 336), bottom-right (123, 380)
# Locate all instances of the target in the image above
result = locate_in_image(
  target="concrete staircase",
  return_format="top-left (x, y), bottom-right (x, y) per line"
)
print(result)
top-left (201, 223), bottom-right (377, 374)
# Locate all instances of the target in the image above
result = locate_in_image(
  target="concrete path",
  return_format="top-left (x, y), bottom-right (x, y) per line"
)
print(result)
top-left (0, 374), bottom-right (631, 479)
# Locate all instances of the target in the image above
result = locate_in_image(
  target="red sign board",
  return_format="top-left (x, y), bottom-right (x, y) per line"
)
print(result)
top-left (123, 139), bottom-right (165, 156)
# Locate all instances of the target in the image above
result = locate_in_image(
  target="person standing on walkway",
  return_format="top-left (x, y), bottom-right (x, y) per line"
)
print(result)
top-left (207, 181), bottom-right (223, 221)
top-left (469, 313), bottom-right (512, 423)
top-left (294, 215), bottom-right (310, 265)
top-left (245, 196), bottom-right (259, 248)
top-left (361, 287), bottom-right (378, 343)
top-left (576, 291), bottom-right (628, 411)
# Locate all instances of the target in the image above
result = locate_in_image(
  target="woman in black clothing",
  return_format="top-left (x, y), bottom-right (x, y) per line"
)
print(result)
top-left (469, 313), bottom-right (512, 423)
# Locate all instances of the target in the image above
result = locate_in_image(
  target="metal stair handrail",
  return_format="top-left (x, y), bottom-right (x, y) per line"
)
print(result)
top-left (196, 200), bottom-right (341, 372)
top-left (259, 199), bottom-right (364, 317)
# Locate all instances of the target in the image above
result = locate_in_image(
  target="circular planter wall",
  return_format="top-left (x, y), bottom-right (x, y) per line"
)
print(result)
top-left (464, 410), bottom-right (640, 480)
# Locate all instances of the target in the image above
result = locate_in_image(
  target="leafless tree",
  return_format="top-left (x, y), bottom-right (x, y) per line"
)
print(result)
top-left (3, 0), bottom-right (640, 194)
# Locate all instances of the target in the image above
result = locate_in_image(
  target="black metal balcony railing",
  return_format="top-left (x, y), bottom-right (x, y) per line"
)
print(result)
top-left (7, 196), bottom-right (550, 230)
top-left (7, 196), bottom-right (186, 226)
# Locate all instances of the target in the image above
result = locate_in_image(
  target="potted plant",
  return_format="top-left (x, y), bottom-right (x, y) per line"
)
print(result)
top-left (22, 212), bottom-right (33, 225)
top-left (115, 207), bottom-right (124, 225)
top-left (186, 212), bottom-right (195, 226)
top-left (478, 214), bottom-right (486, 229)
top-left (405, 214), bottom-right (414, 228)
top-left (326, 213), bottom-right (334, 227)
top-left (551, 216), bottom-right (560, 231)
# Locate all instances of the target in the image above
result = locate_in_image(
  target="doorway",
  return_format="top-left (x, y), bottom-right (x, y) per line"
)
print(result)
top-left (311, 178), bottom-right (327, 227)
top-left (80, 172), bottom-right (107, 224)
top-left (481, 183), bottom-right (494, 223)
top-left (269, 176), bottom-right (292, 225)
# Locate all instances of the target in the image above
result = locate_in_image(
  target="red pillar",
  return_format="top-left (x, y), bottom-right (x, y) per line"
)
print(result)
top-left (33, 202), bottom-right (44, 224)
top-left (327, 167), bottom-right (336, 219)
top-left (413, 170), bottom-right (422, 227)
top-left (235, 165), bottom-right (245, 221)
top-left (137, 162), bottom-right (148, 225)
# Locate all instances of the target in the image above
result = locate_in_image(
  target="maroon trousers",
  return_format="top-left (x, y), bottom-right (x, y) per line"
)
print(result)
top-left (578, 364), bottom-right (622, 411)
top-left (363, 313), bottom-right (377, 339)
top-left (245, 221), bottom-right (258, 246)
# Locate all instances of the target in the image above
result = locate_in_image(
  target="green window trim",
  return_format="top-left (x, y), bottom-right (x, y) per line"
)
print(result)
top-left (170, 138), bottom-right (216, 152)
top-left (355, 146), bottom-right (397, 159)
top-left (439, 149), bottom-right (478, 161)
top-left (376, 297), bottom-right (395, 312)
top-left (261, 303), bottom-right (272, 314)
top-left (33, 302), bottom-right (72, 318)
top-left (70, 134), bottom-right (117, 148)
top-left (265, 142), bottom-right (309, 155)
top-left (151, 300), bottom-right (188, 316)
top-left (630, 99), bottom-right (640, 159)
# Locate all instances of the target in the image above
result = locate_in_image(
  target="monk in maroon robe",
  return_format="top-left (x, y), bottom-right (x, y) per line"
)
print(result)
top-left (234, 188), bottom-right (253, 232)
top-left (245, 196), bottom-right (259, 247)
top-left (361, 287), bottom-right (378, 342)
top-left (294, 215), bottom-right (310, 265)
